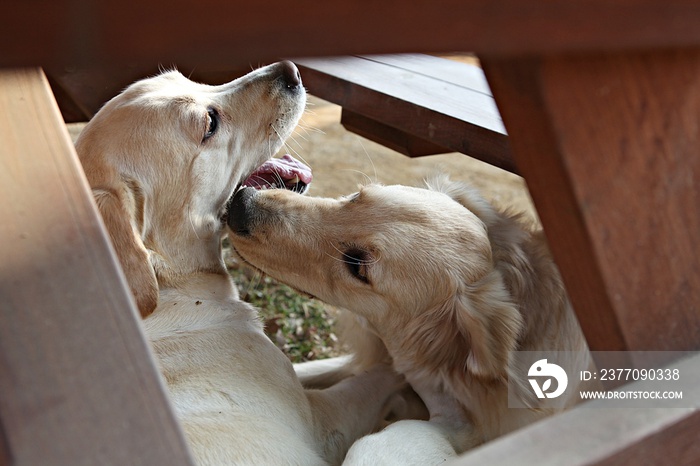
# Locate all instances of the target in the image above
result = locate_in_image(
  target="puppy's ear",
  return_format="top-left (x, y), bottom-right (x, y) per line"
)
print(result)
top-left (94, 179), bottom-right (158, 318)
top-left (401, 269), bottom-right (521, 382)
top-left (456, 270), bottom-right (522, 380)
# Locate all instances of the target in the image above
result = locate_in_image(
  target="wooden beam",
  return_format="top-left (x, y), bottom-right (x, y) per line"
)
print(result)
top-left (482, 50), bottom-right (700, 353)
top-left (452, 352), bottom-right (700, 465)
top-left (3, 1), bottom-right (700, 69)
top-left (0, 68), bottom-right (194, 465)
top-left (340, 109), bottom-right (452, 157)
top-left (45, 64), bottom-right (255, 123)
top-left (296, 55), bottom-right (516, 173)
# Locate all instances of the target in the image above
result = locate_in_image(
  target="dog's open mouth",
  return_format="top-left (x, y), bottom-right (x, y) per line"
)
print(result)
top-left (242, 154), bottom-right (312, 194)
top-left (222, 154), bottom-right (311, 225)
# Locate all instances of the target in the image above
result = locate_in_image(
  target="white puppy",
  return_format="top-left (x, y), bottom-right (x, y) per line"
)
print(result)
top-left (76, 62), bottom-right (403, 465)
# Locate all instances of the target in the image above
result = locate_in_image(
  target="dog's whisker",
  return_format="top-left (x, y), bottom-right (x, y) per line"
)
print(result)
top-left (357, 139), bottom-right (379, 184)
top-left (327, 242), bottom-right (380, 265)
top-left (187, 204), bottom-right (201, 240)
top-left (283, 143), bottom-right (313, 170)
top-left (271, 124), bottom-right (282, 139)
top-left (339, 168), bottom-right (374, 186)
top-left (272, 170), bottom-right (286, 188)
top-left (270, 125), bottom-right (285, 156)
top-left (285, 133), bottom-right (305, 152)
top-left (297, 124), bottom-right (326, 137)
top-left (306, 125), bottom-right (326, 136)
top-left (323, 252), bottom-right (380, 267)
top-left (272, 126), bottom-right (314, 170)
top-left (267, 132), bottom-right (275, 158)
top-left (246, 175), bottom-right (273, 189)
top-left (290, 130), bottom-right (309, 143)
top-left (288, 145), bottom-right (312, 167)
top-left (244, 268), bottom-right (265, 300)
top-left (238, 268), bottom-right (256, 300)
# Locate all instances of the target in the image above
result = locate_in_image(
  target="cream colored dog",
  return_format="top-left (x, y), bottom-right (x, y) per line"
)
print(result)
top-left (227, 176), bottom-right (592, 464)
top-left (75, 62), bottom-right (403, 465)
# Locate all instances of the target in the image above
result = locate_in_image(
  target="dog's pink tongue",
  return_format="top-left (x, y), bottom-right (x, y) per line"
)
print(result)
top-left (243, 154), bottom-right (312, 189)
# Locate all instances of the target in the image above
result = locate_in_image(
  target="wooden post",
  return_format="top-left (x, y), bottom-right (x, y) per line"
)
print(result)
top-left (482, 50), bottom-right (700, 353)
top-left (0, 68), bottom-right (193, 466)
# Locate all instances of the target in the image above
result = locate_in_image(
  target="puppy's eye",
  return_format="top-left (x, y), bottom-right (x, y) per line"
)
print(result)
top-left (203, 108), bottom-right (219, 141)
top-left (343, 248), bottom-right (371, 284)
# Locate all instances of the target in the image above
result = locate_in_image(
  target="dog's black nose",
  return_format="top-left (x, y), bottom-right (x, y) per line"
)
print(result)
top-left (227, 187), bottom-right (257, 236)
top-left (280, 60), bottom-right (302, 89)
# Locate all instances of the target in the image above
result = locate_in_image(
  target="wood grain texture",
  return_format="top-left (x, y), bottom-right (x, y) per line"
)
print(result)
top-left (451, 352), bottom-right (700, 465)
top-left (0, 68), bottom-right (193, 466)
top-left (3, 1), bottom-right (700, 69)
top-left (46, 64), bottom-right (255, 123)
top-left (340, 109), bottom-right (452, 157)
top-left (296, 55), bottom-right (516, 172)
top-left (1, 1), bottom-right (698, 459)
top-left (482, 50), bottom-right (700, 353)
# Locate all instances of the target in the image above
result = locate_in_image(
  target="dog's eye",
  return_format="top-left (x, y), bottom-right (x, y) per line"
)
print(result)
top-left (343, 248), bottom-right (371, 284)
top-left (203, 108), bottom-right (219, 141)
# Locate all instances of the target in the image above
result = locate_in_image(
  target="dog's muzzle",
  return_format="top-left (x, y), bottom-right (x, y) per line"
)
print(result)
top-left (227, 187), bottom-right (258, 236)
top-left (280, 60), bottom-right (302, 89)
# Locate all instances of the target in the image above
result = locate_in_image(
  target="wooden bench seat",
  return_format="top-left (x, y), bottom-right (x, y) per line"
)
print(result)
top-left (295, 54), bottom-right (517, 174)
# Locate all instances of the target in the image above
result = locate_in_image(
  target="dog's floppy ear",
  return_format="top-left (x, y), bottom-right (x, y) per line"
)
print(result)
top-left (402, 269), bottom-right (522, 382)
top-left (93, 179), bottom-right (158, 318)
top-left (456, 270), bottom-right (522, 380)
top-left (425, 175), bottom-right (522, 377)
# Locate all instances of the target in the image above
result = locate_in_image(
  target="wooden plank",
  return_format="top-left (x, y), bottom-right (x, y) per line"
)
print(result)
top-left (296, 55), bottom-right (516, 173)
top-left (296, 56), bottom-right (506, 135)
top-left (45, 64), bottom-right (254, 123)
top-left (3, 1), bottom-right (700, 69)
top-left (45, 72), bottom-right (93, 123)
top-left (0, 68), bottom-right (194, 466)
top-left (341, 109), bottom-right (452, 157)
top-left (360, 54), bottom-right (491, 94)
top-left (451, 351), bottom-right (700, 465)
top-left (342, 54), bottom-right (498, 157)
top-left (482, 50), bottom-right (700, 353)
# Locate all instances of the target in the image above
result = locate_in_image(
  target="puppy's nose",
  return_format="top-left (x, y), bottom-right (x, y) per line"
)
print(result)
top-left (280, 60), bottom-right (302, 89)
top-left (227, 187), bottom-right (257, 236)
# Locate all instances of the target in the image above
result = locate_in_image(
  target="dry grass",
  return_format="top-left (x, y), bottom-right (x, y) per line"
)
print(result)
top-left (224, 244), bottom-right (343, 363)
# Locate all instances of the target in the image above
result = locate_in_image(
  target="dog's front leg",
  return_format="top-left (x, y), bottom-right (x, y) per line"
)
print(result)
top-left (293, 355), bottom-right (355, 389)
top-left (305, 364), bottom-right (405, 465)
top-left (405, 376), bottom-right (481, 453)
